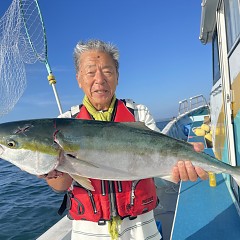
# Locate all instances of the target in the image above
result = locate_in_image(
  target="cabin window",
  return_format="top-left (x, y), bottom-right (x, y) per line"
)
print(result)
top-left (224, 0), bottom-right (240, 51)
top-left (212, 30), bottom-right (221, 84)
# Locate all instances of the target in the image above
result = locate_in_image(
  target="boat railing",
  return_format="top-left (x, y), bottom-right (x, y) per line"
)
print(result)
top-left (178, 94), bottom-right (208, 115)
top-left (189, 94), bottom-right (208, 110)
top-left (178, 99), bottom-right (188, 115)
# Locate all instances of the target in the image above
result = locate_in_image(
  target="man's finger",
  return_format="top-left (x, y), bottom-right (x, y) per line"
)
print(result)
top-left (177, 161), bottom-right (189, 181)
top-left (185, 161), bottom-right (198, 182)
top-left (195, 166), bottom-right (209, 180)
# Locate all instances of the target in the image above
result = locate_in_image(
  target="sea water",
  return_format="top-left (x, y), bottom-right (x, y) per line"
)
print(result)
top-left (0, 160), bottom-right (64, 240)
top-left (0, 120), bottom-right (169, 240)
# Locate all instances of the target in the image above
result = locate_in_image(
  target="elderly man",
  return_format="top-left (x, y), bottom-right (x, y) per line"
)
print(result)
top-left (45, 39), bottom-right (208, 240)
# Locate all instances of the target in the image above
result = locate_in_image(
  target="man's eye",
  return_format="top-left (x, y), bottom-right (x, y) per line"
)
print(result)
top-left (103, 70), bottom-right (112, 75)
top-left (87, 72), bottom-right (95, 76)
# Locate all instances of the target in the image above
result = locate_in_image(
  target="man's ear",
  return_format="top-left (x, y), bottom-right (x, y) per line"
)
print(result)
top-left (76, 73), bottom-right (82, 88)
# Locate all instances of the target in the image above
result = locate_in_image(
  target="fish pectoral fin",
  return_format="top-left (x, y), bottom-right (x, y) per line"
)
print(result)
top-left (70, 174), bottom-right (95, 191)
top-left (160, 175), bottom-right (177, 183)
top-left (66, 154), bottom-right (99, 168)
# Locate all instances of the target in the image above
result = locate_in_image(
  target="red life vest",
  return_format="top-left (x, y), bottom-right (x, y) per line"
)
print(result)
top-left (67, 99), bottom-right (158, 222)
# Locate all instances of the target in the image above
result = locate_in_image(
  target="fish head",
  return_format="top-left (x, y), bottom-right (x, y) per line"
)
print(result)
top-left (0, 119), bottom-right (60, 175)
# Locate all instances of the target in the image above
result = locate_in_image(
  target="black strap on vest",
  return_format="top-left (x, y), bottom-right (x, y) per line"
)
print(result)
top-left (58, 193), bottom-right (69, 216)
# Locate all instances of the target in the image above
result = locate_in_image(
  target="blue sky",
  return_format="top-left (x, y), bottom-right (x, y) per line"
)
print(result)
top-left (0, 0), bottom-right (212, 123)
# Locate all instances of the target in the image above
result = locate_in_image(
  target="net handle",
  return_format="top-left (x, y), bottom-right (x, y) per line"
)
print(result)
top-left (19, 0), bottom-right (63, 115)
top-left (52, 84), bottom-right (63, 115)
top-left (46, 61), bottom-right (63, 115)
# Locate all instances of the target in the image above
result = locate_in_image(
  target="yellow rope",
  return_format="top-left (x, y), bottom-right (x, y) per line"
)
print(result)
top-left (83, 95), bottom-right (116, 121)
top-left (108, 216), bottom-right (122, 240)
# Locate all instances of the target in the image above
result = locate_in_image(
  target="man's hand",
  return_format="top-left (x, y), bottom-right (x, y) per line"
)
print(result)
top-left (172, 160), bottom-right (208, 183)
top-left (171, 142), bottom-right (209, 183)
top-left (38, 170), bottom-right (73, 192)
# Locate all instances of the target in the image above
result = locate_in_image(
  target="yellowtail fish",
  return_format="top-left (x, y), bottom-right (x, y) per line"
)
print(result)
top-left (0, 118), bottom-right (239, 189)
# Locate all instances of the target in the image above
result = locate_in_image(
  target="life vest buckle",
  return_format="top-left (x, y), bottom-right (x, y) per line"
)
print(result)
top-left (98, 219), bottom-right (106, 225)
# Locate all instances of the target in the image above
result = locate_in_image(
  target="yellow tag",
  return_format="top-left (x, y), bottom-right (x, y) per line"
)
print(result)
top-left (209, 172), bottom-right (216, 187)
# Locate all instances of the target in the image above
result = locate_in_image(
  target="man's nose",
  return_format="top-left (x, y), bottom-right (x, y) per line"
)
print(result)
top-left (94, 69), bottom-right (106, 84)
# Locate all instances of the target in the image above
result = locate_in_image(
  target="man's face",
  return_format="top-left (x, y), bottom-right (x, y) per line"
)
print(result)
top-left (76, 51), bottom-right (118, 110)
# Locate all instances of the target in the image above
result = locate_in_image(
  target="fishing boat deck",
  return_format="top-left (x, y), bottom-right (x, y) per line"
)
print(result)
top-left (154, 179), bottom-right (179, 240)
top-left (156, 97), bottom-right (240, 239)
top-left (172, 175), bottom-right (240, 239)
top-left (171, 113), bottom-right (240, 239)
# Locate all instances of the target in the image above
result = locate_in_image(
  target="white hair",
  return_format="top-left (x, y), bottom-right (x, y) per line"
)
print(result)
top-left (73, 39), bottom-right (119, 73)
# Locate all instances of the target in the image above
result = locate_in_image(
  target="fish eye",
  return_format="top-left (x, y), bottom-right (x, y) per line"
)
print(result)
top-left (7, 140), bottom-right (17, 148)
